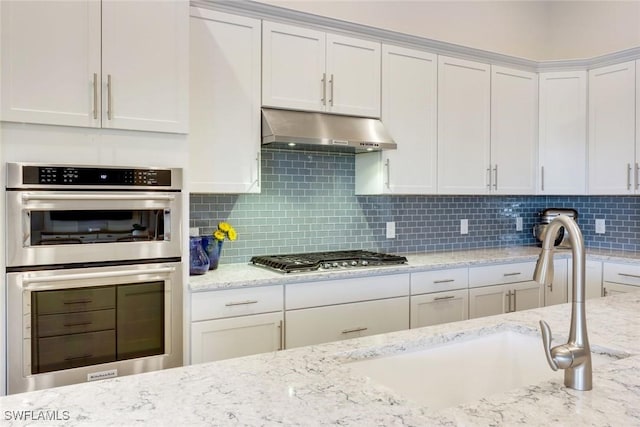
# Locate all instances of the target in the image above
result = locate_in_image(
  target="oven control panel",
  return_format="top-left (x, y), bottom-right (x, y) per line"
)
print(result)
top-left (20, 165), bottom-right (173, 187)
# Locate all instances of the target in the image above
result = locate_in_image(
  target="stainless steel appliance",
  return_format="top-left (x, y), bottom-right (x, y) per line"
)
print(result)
top-left (6, 163), bottom-right (183, 394)
top-left (533, 208), bottom-right (578, 248)
top-left (250, 250), bottom-right (407, 273)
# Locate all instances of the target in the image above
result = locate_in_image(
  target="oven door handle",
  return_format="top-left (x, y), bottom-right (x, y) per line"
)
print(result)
top-left (21, 194), bottom-right (176, 202)
top-left (22, 267), bottom-right (176, 288)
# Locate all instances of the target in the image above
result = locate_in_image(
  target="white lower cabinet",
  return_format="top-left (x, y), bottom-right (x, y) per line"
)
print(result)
top-left (285, 297), bottom-right (409, 349)
top-left (190, 285), bottom-right (284, 364)
top-left (544, 259), bottom-right (568, 306)
top-left (568, 259), bottom-right (603, 300)
top-left (411, 290), bottom-right (468, 328)
top-left (602, 262), bottom-right (640, 296)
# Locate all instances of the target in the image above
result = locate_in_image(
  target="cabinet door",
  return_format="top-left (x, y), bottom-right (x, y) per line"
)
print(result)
top-left (490, 66), bottom-right (538, 194)
top-left (588, 61), bottom-right (636, 195)
top-left (538, 71), bottom-right (587, 194)
top-left (469, 285), bottom-right (506, 319)
top-left (410, 290), bottom-right (468, 328)
top-left (326, 34), bottom-right (381, 117)
top-left (190, 312), bottom-right (283, 364)
top-left (603, 282), bottom-right (640, 296)
top-left (568, 259), bottom-right (603, 300)
top-left (511, 281), bottom-right (543, 312)
top-left (0, 0), bottom-right (101, 127)
top-left (189, 8), bottom-right (261, 193)
top-left (262, 21), bottom-right (326, 112)
top-left (285, 297), bottom-right (409, 349)
top-left (545, 259), bottom-right (568, 306)
top-left (355, 45), bottom-right (436, 195)
top-left (101, 0), bottom-right (188, 133)
top-left (437, 56), bottom-right (491, 194)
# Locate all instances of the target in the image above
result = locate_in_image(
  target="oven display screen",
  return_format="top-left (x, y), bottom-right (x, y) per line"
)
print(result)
top-left (22, 166), bottom-right (172, 186)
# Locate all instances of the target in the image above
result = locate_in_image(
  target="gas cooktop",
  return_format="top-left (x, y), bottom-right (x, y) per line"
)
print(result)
top-left (250, 250), bottom-right (408, 273)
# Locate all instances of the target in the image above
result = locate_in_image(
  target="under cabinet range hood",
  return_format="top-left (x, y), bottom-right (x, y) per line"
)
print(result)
top-left (261, 108), bottom-right (397, 153)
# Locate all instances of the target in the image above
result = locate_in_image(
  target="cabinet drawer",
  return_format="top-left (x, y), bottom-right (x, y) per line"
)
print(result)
top-left (191, 285), bottom-right (283, 322)
top-left (35, 287), bottom-right (116, 315)
top-left (411, 268), bottom-right (468, 294)
top-left (286, 274), bottom-right (410, 309)
top-left (285, 296), bottom-right (409, 349)
top-left (469, 262), bottom-right (535, 288)
top-left (36, 330), bottom-right (116, 374)
top-left (410, 289), bottom-right (468, 328)
top-left (603, 262), bottom-right (640, 287)
top-left (36, 309), bottom-right (115, 338)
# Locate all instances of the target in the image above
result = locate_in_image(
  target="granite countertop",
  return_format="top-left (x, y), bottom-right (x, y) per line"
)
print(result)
top-left (189, 246), bottom-right (640, 292)
top-left (1, 290), bottom-right (639, 426)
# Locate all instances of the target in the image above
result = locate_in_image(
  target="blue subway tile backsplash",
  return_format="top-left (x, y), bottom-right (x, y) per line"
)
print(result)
top-left (190, 149), bottom-right (640, 264)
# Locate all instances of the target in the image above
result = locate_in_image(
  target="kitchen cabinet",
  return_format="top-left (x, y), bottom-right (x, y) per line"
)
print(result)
top-left (355, 45), bottom-right (437, 195)
top-left (602, 262), bottom-right (640, 297)
top-left (410, 268), bottom-right (468, 328)
top-left (437, 56), bottom-right (491, 194)
top-left (262, 21), bottom-right (381, 117)
top-left (468, 262), bottom-right (542, 318)
top-left (538, 71), bottom-right (587, 194)
top-left (544, 259), bottom-right (568, 306)
top-left (190, 285), bottom-right (284, 364)
top-left (188, 8), bottom-right (261, 193)
top-left (489, 66), bottom-right (538, 194)
top-left (0, 0), bottom-right (188, 133)
top-left (568, 259), bottom-right (603, 300)
top-left (588, 61), bottom-right (637, 194)
top-left (285, 274), bottom-right (409, 349)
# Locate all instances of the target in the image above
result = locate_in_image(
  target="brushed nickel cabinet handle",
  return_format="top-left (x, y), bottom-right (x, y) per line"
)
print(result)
top-left (329, 74), bottom-right (334, 106)
top-left (513, 289), bottom-right (517, 311)
top-left (63, 321), bottom-right (92, 327)
top-left (385, 158), bottom-right (391, 189)
top-left (493, 165), bottom-right (498, 190)
top-left (65, 354), bottom-right (93, 361)
top-left (627, 163), bottom-right (632, 190)
top-left (63, 299), bottom-right (93, 305)
top-left (341, 326), bottom-right (367, 334)
top-left (225, 300), bottom-right (258, 307)
top-left (486, 166), bottom-right (492, 189)
top-left (635, 163), bottom-right (639, 190)
top-left (503, 272), bottom-right (521, 277)
top-left (92, 73), bottom-right (98, 120)
top-left (618, 272), bottom-right (640, 279)
top-left (541, 166), bottom-right (545, 191)
top-left (433, 279), bottom-right (454, 284)
top-left (278, 320), bottom-right (283, 351)
top-left (321, 73), bottom-right (326, 105)
top-left (434, 295), bottom-right (455, 301)
top-left (107, 74), bottom-right (113, 120)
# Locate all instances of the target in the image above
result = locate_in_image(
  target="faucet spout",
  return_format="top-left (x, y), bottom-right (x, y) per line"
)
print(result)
top-left (535, 215), bottom-right (592, 391)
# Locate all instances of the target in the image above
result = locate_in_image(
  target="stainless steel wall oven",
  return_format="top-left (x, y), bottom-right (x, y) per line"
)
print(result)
top-left (6, 163), bottom-right (183, 394)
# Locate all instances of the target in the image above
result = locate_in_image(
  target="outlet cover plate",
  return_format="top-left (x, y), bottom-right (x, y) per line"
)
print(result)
top-left (460, 219), bottom-right (469, 235)
top-left (386, 221), bottom-right (396, 239)
top-left (595, 219), bottom-right (606, 234)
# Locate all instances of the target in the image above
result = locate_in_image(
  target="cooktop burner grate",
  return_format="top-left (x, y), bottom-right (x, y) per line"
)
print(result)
top-left (250, 250), bottom-right (407, 273)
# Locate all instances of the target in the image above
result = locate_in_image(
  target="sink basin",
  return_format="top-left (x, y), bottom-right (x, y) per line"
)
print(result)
top-left (347, 330), bottom-right (617, 410)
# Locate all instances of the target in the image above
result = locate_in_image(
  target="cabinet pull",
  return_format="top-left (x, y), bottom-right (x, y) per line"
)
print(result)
top-left (63, 321), bottom-right (92, 328)
top-left (505, 290), bottom-right (512, 312)
top-left (92, 73), bottom-right (98, 119)
top-left (341, 326), bottom-right (367, 334)
top-left (278, 320), bottom-right (283, 351)
top-left (321, 73), bottom-right (326, 105)
top-left (225, 300), bottom-right (258, 307)
top-left (628, 163), bottom-right (632, 190)
top-left (541, 166), bottom-right (545, 191)
top-left (513, 289), bottom-right (517, 312)
top-left (503, 272), bottom-right (521, 277)
top-left (329, 74), bottom-right (334, 106)
top-left (433, 279), bottom-right (454, 284)
top-left (635, 163), bottom-right (639, 190)
top-left (63, 299), bottom-right (93, 305)
top-left (603, 287), bottom-right (608, 297)
top-left (255, 152), bottom-right (261, 188)
top-left (618, 272), bottom-right (640, 279)
top-left (493, 165), bottom-right (498, 190)
top-left (486, 166), bottom-right (492, 189)
top-left (385, 158), bottom-right (391, 189)
top-left (107, 74), bottom-right (113, 120)
top-left (65, 354), bottom-right (92, 361)
top-left (434, 295), bottom-right (455, 301)
top-left (547, 281), bottom-right (553, 292)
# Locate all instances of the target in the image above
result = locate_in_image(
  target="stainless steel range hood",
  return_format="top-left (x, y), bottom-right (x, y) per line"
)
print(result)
top-left (261, 108), bottom-right (397, 153)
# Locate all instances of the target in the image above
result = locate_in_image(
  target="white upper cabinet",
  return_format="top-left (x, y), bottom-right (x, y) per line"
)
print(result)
top-left (588, 61), bottom-right (637, 194)
top-left (538, 71), bottom-right (587, 194)
top-left (437, 56), bottom-right (491, 194)
top-left (262, 21), bottom-right (381, 117)
top-left (188, 8), bottom-right (261, 194)
top-left (0, 0), bottom-right (188, 133)
top-left (490, 66), bottom-right (538, 194)
top-left (355, 45), bottom-right (437, 195)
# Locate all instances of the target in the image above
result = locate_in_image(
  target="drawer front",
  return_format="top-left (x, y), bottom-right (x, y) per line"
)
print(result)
top-left (469, 262), bottom-right (536, 288)
top-left (35, 287), bottom-right (116, 315)
top-left (411, 268), bottom-right (468, 294)
top-left (410, 289), bottom-right (468, 328)
top-left (285, 296), bottom-right (409, 349)
top-left (603, 262), bottom-right (640, 287)
top-left (286, 273), bottom-right (410, 309)
top-left (36, 309), bottom-right (115, 338)
top-left (191, 285), bottom-right (283, 322)
top-left (36, 330), bottom-right (116, 374)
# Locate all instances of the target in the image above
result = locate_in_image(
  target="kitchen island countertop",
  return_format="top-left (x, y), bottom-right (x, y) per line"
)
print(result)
top-left (1, 287), bottom-right (639, 426)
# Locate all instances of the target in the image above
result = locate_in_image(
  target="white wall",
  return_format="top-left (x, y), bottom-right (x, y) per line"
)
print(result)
top-left (256, 0), bottom-right (640, 60)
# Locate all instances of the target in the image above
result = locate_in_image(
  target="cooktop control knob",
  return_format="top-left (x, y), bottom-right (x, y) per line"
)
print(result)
top-left (332, 262), bottom-right (339, 268)
top-left (341, 262), bottom-right (349, 267)
top-left (351, 261), bottom-right (358, 266)
top-left (361, 260), bottom-right (369, 266)
top-left (323, 263), bottom-right (332, 269)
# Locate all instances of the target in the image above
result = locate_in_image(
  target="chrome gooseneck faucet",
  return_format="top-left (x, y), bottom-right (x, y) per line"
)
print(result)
top-left (534, 214), bottom-right (592, 391)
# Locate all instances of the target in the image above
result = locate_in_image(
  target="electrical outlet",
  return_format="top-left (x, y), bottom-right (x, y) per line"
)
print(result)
top-left (460, 219), bottom-right (469, 235)
top-left (595, 219), bottom-right (606, 234)
top-left (386, 221), bottom-right (396, 239)
top-left (516, 217), bottom-right (523, 231)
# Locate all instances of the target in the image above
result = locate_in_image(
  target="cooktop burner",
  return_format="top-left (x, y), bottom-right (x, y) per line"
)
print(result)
top-left (250, 250), bottom-right (408, 273)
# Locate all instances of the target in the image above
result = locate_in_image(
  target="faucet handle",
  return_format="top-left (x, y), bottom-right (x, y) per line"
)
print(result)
top-left (539, 320), bottom-right (559, 371)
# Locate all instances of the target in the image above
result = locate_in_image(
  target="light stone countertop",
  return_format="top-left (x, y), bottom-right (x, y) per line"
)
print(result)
top-left (1, 289), bottom-right (639, 426)
top-left (189, 246), bottom-right (640, 292)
